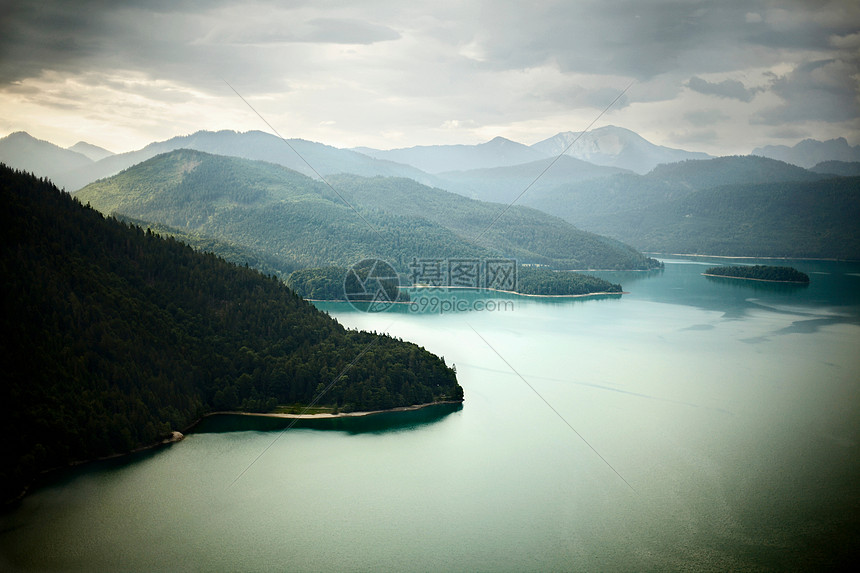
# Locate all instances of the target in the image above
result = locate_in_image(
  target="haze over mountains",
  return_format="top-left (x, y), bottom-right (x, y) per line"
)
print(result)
top-left (74, 149), bottom-right (660, 273)
top-left (520, 155), bottom-right (860, 259)
top-left (1, 125), bottom-right (855, 190)
top-left (530, 126), bottom-right (712, 174)
top-left (752, 138), bottom-right (860, 169)
top-left (3, 126), bottom-right (858, 260)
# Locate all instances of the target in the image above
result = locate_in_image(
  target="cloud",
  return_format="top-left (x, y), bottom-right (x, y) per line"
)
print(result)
top-left (206, 16), bottom-right (400, 45)
top-left (0, 0), bottom-right (858, 153)
top-left (303, 18), bottom-right (400, 44)
top-left (754, 59), bottom-right (860, 124)
top-left (683, 109), bottom-right (729, 126)
top-left (687, 77), bottom-right (760, 102)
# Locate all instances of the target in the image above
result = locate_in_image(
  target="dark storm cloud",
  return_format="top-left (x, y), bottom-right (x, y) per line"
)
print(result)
top-left (465, 1), bottom-right (767, 79)
top-left (1, 0), bottom-right (858, 152)
top-left (0, 0), bottom-right (397, 88)
top-left (687, 77), bottom-right (760, 102)
top-left (755, 59), bottom-right (860, 124)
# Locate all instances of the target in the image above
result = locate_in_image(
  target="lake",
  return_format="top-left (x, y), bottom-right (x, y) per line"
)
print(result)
top-left (2, 257), bottom-right (858, 571)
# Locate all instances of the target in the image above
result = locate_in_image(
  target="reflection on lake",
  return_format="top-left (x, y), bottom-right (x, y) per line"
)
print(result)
top-left (1, 256), bottom-right (858, 571)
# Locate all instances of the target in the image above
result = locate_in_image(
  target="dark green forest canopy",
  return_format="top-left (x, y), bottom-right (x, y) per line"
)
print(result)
top-left (515, 267), bottom-right (623, 296)
top-left (0, 164), bottom-right (461, 503)
top-left (703, 265), bottom-right (810, 283)
top-left (74, 149), bottom-right (661, 274)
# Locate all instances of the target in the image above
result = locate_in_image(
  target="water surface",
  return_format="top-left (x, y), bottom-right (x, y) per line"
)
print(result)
top-left (2, 257), bottom-right (858, 571)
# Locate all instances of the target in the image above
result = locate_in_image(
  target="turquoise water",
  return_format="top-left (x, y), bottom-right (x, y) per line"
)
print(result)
top-left (2, 257), bottom-right (858, 571)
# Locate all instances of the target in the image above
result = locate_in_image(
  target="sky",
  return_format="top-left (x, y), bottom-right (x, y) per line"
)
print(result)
top-left (1, 0), bottom-right (858, 155)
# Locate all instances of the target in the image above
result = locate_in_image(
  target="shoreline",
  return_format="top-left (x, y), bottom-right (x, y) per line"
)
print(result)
top-left (5, 402), bottom-right (462, 507)
top-left (307, 286), bottom-right (626, 302)
top-left (476, 288), bottom-right (626, 298)
top-left (701, 272), bottom-right (809, 284)
top-left (209, 400), bottom-right (463, 420)
top-left (4, 431), bottom-right (185, 508)
top-left (653, 252), bottom-right (851, 262)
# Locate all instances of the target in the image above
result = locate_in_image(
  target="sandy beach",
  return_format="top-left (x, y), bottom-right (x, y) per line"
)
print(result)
top-left (215, 400), bottom-right (463, 420)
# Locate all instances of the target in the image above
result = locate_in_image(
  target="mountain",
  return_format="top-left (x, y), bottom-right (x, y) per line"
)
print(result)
top-left (0, 163), bottom-right (461, 502)
top-left (523, 155), bottom-right (825, 225)
top-left (752, 138), bottom-right (860, 169)
top-left (531, 125), bottom-right (712, 174)
top-left (433, 155), bottom-right (630, 203)
top-left (0, 132), bottom-right (93, 188)
top-left (49, 130), bottom-right (440, 191)
top-left (516, 156), bottom-right (860, 258)
top-left (328, 173), bottom-right (658, 270)
top-left (599, 177), bottom-right (860, 258)
top-left (644, 155), bottom-right (825, 188)
top-left (75, 149), bottom-right (660, 271)
top-left (68, 141), bottom-right (114, 161)
top-left (353, 136), bottom-right (548, 174)
top-left (811, 161), bottom-right (860, 177)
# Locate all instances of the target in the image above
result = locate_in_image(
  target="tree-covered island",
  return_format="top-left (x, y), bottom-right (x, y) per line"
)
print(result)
top-left (508, 266), bottom-right (623, 296)
top-left (703, 265), bottom-right (810, 283)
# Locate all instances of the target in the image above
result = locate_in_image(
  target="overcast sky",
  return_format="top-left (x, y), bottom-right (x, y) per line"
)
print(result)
top-left (1, 0), bottom-right (858, 155)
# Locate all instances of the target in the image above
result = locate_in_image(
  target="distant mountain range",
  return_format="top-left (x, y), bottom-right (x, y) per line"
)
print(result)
top-left (75, 149), bottom-right (660, 271)
top-left (520, 155), bottom-right (860, 258)
top-left (354, 126), bottom-right (710, 175)
top-left (753, 138), bottom-right (860, 169)
top-left (354, 136), bottom-right (547, 173)
top-left (0, 132), bottom-right (93, 187)
top-left (3, 127), bottom-right (858, 259)
top-left (2, 126), bottom-right (857, 190)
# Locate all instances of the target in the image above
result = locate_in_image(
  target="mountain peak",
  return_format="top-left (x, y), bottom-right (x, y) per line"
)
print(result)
top-left (531, 126), bottom-right (710, 174)
top-left (68, 141), bottom-right (114, 162)
top-left (4, 131), bottom-right (39, 142)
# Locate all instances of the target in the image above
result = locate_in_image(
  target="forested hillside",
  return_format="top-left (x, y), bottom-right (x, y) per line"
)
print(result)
top-left (518, 157), bottom-right (860, 258)
top-left (0, 165), bottom-right (462, 503)
top-left (76, 149), bottom-right (661, 271)
top-left (329, 173), bottom-right (659, 270)
top-left (587, 177), bottom-right (860, 258)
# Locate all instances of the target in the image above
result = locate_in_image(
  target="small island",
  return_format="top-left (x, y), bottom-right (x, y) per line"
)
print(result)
top-left (703, 264), bottom-right (810, 283)
top-left (514, 266), bottom-right (622, 296)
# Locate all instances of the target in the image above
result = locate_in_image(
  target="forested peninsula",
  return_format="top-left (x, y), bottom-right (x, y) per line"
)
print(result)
top-left (703, 265), bottom-right (810, 283)
top-left (0, 165), bottom-right (462, 503)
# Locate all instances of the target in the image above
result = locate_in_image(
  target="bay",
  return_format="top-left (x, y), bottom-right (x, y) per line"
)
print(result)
top-left (2, 257), bottom-right (858, 571)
